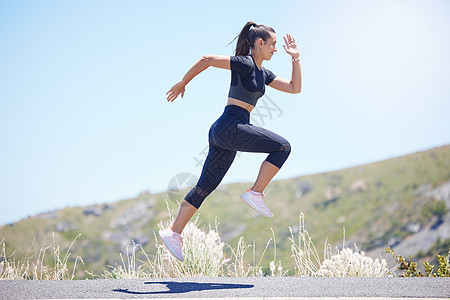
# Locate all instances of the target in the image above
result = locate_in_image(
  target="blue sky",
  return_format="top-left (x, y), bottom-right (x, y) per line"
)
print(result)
top-left (1, 0), bottom-right (449, 225)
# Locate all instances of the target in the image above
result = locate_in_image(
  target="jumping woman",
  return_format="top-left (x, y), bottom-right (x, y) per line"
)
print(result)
top-left (160, 21), bottom-right (301, 261)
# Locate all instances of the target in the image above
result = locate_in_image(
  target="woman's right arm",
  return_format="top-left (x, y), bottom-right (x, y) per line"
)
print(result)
top-left (166, 55), bottom-right (230, 102)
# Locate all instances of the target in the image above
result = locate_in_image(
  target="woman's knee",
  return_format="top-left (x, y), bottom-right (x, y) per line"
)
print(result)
top-left (281, 140), bottom-right (291, 155)
top-left (279, 140), bottom-right (292, 163)
top-left (185, 186), bottom-right (210, 209)
top-left (266, 140), bottom-right (291, 168)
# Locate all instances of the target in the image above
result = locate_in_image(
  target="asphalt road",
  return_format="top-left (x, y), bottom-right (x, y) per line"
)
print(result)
top-left (2, 277), bottom-right (450, 299)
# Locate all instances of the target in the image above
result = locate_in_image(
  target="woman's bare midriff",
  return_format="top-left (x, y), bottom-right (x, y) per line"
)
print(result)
top-left (227, 97), bottom-right (254, 113)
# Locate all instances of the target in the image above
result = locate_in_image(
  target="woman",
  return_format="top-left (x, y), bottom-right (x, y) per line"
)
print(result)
top-left (160, 21), bottom-right (301, 261)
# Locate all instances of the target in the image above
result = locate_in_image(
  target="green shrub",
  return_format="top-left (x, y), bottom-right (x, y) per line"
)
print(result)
top-left (386, 246), bottom-right (450, 277)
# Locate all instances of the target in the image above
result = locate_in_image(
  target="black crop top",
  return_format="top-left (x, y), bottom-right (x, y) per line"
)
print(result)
top-left (228, 55), bottom-right (277, 107)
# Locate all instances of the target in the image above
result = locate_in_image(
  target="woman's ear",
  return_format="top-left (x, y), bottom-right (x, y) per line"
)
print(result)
top-left (257, 38), bottom-right (264, 48)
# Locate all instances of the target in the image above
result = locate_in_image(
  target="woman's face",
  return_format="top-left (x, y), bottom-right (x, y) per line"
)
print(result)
top-left (260, 32), bottom-right (277, 60)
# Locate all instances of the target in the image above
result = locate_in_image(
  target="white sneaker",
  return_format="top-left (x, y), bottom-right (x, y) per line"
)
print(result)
top-left (241, 188), bottom-right (274, 217)
top-left (158, 228), bottom-right (184, 261)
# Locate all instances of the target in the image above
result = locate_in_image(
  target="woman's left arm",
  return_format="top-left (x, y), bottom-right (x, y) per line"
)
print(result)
top-left (268, 34), bottom-right (302, 94)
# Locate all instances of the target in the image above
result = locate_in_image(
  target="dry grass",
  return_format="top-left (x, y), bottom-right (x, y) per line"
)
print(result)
top-left (0, 233), bottom-right (83, 280)
top-left (2, 209), bottom-right (391, 279)
top-left (289, 212), bottom-right (322, 276)
top-left (99, 203), bottom-right (285, 279)
top-left (102, 209), bottom-right (389, 279)
top-left (316, 247), bottom-right (390, 277)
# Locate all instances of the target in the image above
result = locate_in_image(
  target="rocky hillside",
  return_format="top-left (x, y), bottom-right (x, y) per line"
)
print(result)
top-left (1, 145), bottom-right (449, 277)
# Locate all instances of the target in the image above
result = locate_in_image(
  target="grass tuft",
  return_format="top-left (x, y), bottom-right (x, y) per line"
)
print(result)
top-left (0, 233), bottom-right (83, 280)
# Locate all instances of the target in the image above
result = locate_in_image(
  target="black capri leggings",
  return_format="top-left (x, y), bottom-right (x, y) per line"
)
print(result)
top-left (185, 104), bottom-right (291, 209)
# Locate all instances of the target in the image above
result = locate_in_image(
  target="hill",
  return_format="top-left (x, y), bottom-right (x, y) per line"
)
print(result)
top-left (1, 144), bottom-right (449, 278)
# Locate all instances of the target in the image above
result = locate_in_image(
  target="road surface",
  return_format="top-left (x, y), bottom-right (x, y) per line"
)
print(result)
top-left (2, 277), bottom-right (450, 299)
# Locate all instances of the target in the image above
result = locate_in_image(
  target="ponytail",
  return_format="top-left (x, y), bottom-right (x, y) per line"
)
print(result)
top-left (229, 21), bottom-right (276, 56)
top-left (235, 21), bottom-right (256, 56)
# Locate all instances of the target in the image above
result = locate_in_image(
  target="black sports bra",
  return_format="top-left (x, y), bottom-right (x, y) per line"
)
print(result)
top-left (228, 55), bottom-right (277, 107)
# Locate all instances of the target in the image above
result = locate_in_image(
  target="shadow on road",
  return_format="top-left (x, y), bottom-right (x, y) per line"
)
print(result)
top-left (113, 281), bottom-right (254, 295)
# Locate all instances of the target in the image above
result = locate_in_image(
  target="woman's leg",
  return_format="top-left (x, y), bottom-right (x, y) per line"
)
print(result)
top-left (251, 160), bottom-right (280, 193)
top-left (170, 200), bottom-right (198, 234)
top-left (170, 144), bottom-right (237, 234)
top-left (232, 123), bottom-right (291, 192)
top-left (230, 124), bottom-right (290, 217)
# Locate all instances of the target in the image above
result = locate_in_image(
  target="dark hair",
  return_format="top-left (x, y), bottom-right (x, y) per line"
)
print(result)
top-left (231, 21), bottom-right (276, 56)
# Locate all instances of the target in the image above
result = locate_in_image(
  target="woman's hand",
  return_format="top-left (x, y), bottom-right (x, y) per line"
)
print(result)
top-left (283, 34), bottom-right (300, 59)
top-left (268, 33), bottom-right (302, 94)
top-left (166, 81), bottom-right (186, 102)
top-left (165, 55), bottom-right (230, 102)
